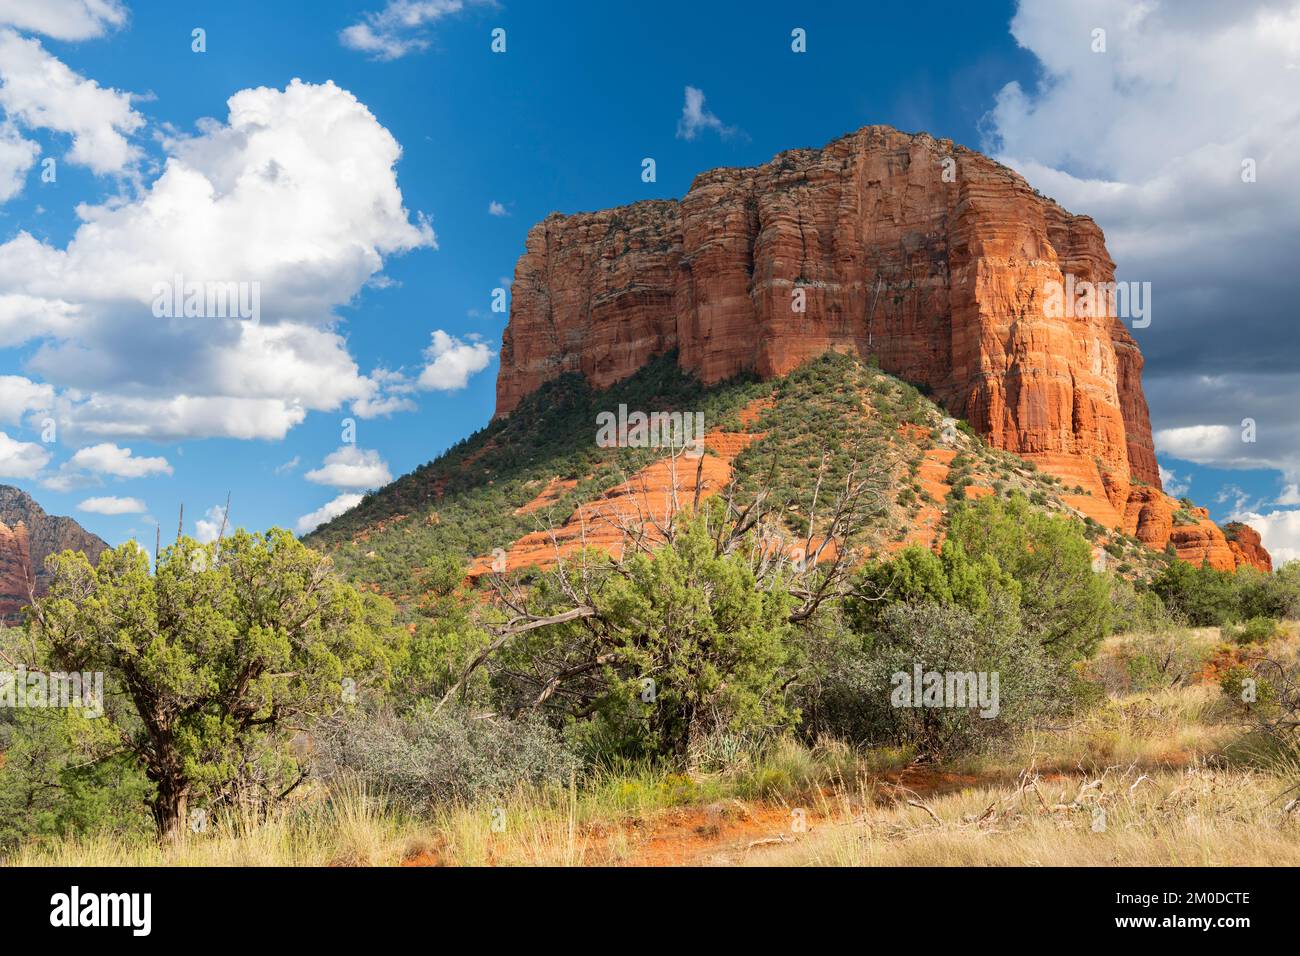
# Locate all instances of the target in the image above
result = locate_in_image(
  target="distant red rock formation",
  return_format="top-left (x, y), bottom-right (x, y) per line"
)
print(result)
top-left (0, 485), bottom-right (108, 626)
top-left (0, 517), bottom-right (35, 624)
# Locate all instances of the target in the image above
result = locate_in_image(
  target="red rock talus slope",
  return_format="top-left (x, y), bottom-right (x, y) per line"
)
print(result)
top-left (0, 485), bottom-right (109, 625)
top-left (467, 414), bottom-right (764, 576)
top-left (494, 125), bottom-right (1268, 573)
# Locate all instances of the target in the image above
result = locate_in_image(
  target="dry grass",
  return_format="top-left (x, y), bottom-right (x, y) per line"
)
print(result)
top-left (751, 760), bottom-right (1300, 866)
top-left (967, 684), bottom-right (1237, 775)
top-left (12, 626), bottom-right (1300, 867)
top-left (11, 784), bottom-right (418, 867)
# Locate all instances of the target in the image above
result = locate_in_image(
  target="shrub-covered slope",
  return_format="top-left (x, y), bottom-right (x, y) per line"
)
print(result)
top-left (306, 352), bottom-right (1177, 604)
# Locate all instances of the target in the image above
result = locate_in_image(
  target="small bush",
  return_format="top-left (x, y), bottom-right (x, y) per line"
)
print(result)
top-left (1224, 616), bottom-right (1281, 646)
top-left (318, 707), bottom-right (579, 809)
top-left (1219, 666), bottom-right (1279, 716)
top-left (813, 598), bottom-right (1075, 758)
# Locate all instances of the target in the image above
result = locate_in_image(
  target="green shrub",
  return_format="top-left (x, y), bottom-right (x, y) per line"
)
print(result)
top-left (947, 493), bottom-right (1111, 661)
top-left (319, 706), bottom-right (579, 808)
top-left (1149, 559), bottom-right (1239, 626)
top-left (1224, 616), bottom-right (1281, 646)
top-left (812, 599), bottom-right (1072, 757)
top-left (1219, 666), bottom-right (1278, 716)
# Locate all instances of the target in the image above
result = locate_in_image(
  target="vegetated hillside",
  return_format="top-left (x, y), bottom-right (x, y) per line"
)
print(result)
top-left (307, 351), bottom-right (1173, 605)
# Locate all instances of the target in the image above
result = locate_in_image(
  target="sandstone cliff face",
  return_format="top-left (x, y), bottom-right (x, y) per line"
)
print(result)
top-left (497, 126), bottom-right (1158, 492)
top-left (0, 485), bottom-right (108, 626)
top-left (1224, 522), bottom-right (1272, 574)
top-left (1120, 488), bottom-right (1269, 573)
top-left (495, 125), bottom-right (1268, 572)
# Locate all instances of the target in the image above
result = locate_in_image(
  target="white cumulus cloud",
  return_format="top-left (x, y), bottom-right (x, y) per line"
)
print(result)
top-left (296, 492), bottom-right (363, 534)
top-left (305, 445), bottom-right (392, 489)
top-left (0, 429), bottom-right (50, 477)
top-left (68, 442), bottom-right (172, 478)
top-left (195, 503), bottom-right (228, 544)
top-left (675, 86), bottom-right (740, 141)
top-left (0, 79), bottom-right (434, 442)
top-left (0, 119), bottom-right (39, 202)
top-left (1158, 465), bottom-right (1189, 498)
top-left (1275, 484), bottom-right (1300, 506)
top-left (353, 366), bottom-right (418, 417)
top-left (0, 374), bottom-right (53, 424)
top-left (0, 28), bottom-right (144, 176)
top-left (0, 0), bottom-right (128, 41)
top-left (340, 0), bottom-right (489, 61)
top-left (417, 329), bottom-right (493, 391)
top-left (78, 495), bottom-right (145, 515)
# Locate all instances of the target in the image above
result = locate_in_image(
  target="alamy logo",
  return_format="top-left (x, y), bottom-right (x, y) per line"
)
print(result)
top-left (151, 274), bottom-right (261, 323)
top-left (595, 404), bottom-right (705, 458)
top-left (1043, 274), bottom-right (1151, 328)
top-left (890, 665), bottom-right (1000, 718)
top-left (49, 886), bottom-right (151, 936)
top-left (0, 667), bottom-right (104, 718)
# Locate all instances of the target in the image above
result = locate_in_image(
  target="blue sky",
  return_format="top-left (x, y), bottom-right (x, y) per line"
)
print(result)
top-left (1, 0), bottom-right (1297, 562)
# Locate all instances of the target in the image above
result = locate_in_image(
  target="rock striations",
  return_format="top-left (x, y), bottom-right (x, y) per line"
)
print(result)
top-left (0, 485), bottom-right (108, 625)
top-left (493, 126), bottom-right (1268, 573)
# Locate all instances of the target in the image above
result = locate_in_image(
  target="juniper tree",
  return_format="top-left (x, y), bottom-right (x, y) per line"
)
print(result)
top-left (27, 529), bottom-right (397, 839)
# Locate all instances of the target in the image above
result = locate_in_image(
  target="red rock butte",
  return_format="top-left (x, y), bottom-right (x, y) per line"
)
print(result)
top-left (493, 126), bottom-right (1268, 573)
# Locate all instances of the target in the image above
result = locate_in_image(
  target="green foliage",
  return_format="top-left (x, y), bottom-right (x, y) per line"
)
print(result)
top-left (1107, 575), bottom-right (1173, 634)
top-left (0, 627), bottom-right (151, 849)
top-left (812, 496), bottom-right (1103, 753)
top-left (26, 529), bottom-right (401, 837)
top-left (1145, 560), bottom-right (1281, 627)
top-left (319, 705), bottom-right (578, 808)
top-left (1220, 665), bottom-right (1278, 716)
top-left (730, 352), bottom-right (909, 539)
top-left (394, 555), bottom-right (494, 706)
top-left (848, 542), bottom-right (1020, 638)
top-left (806, 598), bottom-right (1070, 757)
top-left (947, 493), bottom-right (1111, 661)
top-left (506, 515), bottom-right (797, 760)
top-left (1235, 562), bottom-right (1300, 620)
top-left (1161, 560), bottom-right (1235, 626)
top-left (1224, 616), bottom-right (1281, 646)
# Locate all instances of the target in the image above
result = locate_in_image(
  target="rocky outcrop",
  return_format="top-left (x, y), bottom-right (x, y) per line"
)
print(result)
top-left (495, 124), bottom-right (1272, 573)
top-left (0, 486), bottom-right (108, 626)
top-left (496, 125), bottom-right (1159, 498)
top-left (1123, 486), bottom-right (1174, 551)
top-left (1121, 489), bottom-right (1271, 574)
top-left (1167, 507), bottom-right (1239, 573)
top-left (467, 410), bottom-right (766, 575)
top-left (1224, 522), bottom-right (1272, 574)
top-left (0, 519), bottom-right (34, 624)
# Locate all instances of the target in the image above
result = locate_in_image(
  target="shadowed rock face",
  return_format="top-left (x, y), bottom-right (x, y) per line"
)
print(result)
top-left (496, 125), bottom-right (1159, 496)
top-left (0, 486), bottom-right (108, 626)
